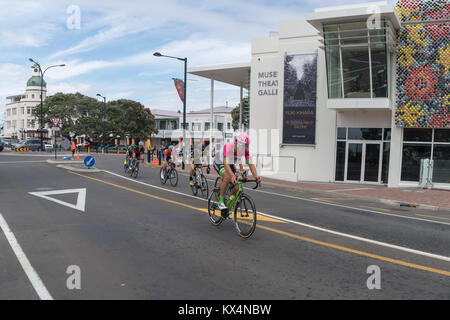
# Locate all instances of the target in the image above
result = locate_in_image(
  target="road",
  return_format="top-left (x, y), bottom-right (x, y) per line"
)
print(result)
top-left (0, 152), bottom-right (449, 300)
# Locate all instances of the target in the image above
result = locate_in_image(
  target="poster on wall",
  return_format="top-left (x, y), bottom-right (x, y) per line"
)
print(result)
top-left (282, 53), bottom-right (318, 145)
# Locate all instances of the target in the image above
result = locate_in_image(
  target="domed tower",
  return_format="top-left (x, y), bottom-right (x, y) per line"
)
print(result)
top-left (26, 63), bottom-right (47, 101)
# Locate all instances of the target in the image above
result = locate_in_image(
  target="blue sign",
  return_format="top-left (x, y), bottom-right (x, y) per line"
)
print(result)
top-left (84, 156), bottom-right (95, 168)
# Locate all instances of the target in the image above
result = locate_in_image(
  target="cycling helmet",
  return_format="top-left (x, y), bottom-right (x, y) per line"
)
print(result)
top-left (235, 133), bottom-right (250, 145)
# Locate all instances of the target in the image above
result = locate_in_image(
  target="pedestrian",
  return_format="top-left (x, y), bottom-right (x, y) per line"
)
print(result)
top-left (71, 138), bottom-right (76, 159)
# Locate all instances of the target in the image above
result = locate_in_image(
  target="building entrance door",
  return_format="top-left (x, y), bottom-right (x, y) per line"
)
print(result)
top-left (345, 142), bottom-right (382, 183)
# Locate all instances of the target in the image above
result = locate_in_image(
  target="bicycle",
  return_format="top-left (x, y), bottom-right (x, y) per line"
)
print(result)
top-left (190, 164), bottom-right (209, 198)
top-left (128, 158), bottom-right (140, 179)
top-left (207, 172), bottom-right (260, 238)
top-left (160, 161), bottom-right (178, 187)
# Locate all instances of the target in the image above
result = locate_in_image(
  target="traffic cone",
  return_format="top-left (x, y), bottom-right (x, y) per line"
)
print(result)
top-left (102, 148), bottom-right (104, 155)
top-left (117, 148), bottom-right (120, 156)
top-left (76, 150), bottom-right (80, 160)
top-left (88, 147), bottom-right (91, 155)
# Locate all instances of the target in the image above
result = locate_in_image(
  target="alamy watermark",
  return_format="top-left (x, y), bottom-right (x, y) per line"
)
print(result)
top-left (66, 5), bottom-right (81, 30)
top-left (66, 265), bottom-right (81, 290)
top-left (366, 265), bottom-right (381, 290)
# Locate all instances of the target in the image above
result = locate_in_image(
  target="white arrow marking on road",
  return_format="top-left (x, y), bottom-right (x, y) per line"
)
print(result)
top-left (29, 188), bottom-right (86, 212)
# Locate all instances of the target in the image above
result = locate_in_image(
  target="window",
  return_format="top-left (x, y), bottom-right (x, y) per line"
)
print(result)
top-left (401, 144), bottom-right (432, 181)
top-left (342, 46), bottom-right (371, 98)
top-left (348, 128), bottom-right (382, 140)
top-left (159, 120), bottom-right (166, 130)
top-left (204, 122), bottom-right (210, 131)
top-left (335, 141), bottom-right (346, 181)
top-left (403, 128), bottom-right (432, 142)
top-left (337, 128), bottom-right (347, 140)
top-left (6, 109), bottom-right (11, 116)
top-left (192, 123), bottom-right (201, 131)
top-left (27, 119), bottom-right (31, 128)
top-left (27, 107), bottom-right (31, 115)
top-left (227, 122), bottom-right (231, 130)
top-left (217, 123), bottom-right (224, 132)
top-left (32, 94), bottom-right (35, 99)
top-left (401, 129), bottom-right (450, 183)
top-left (12, 108), bottom-right (17, 115)
top-left (323, 20), bottom-right (391, 99)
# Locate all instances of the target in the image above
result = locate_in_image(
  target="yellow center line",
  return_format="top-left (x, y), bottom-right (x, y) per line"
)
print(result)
top-left (416, 214), bottom-right (450, 221)
top-left (69, 171), bottom-right (450, 278)
top-left (255, 224), bottom-right (450, 277)
top-left (68, 171), bottom-right (284, 223)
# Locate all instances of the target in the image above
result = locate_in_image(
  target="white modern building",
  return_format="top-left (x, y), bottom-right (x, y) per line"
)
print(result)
top-left (2, 64), bottom-right (51, 140)
top-left (150, 106), bottom-right (235, 148)
top-left (188, 1), bottom-right (450, 189)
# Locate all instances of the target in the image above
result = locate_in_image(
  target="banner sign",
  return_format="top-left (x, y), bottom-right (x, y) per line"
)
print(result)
top-left (173, 78), bottom-right (185, 103)
top-left (282, 54), bottom-right (318, 145)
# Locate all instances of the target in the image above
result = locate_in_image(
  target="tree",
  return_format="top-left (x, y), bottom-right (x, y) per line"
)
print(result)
top-left (106, 99), bottom-right (156, 143)
top-left (33, 93), bottom-right (156, 146)
top-left (33, 92), bottom-right (104, 142)
top-left (231, 97), bottom-right (249, 130)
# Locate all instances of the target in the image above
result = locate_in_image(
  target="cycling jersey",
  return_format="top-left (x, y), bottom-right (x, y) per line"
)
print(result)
top-left (215, 141), bottom-right (251, 165)
top-left (164, 148), bottom-right (172, 161)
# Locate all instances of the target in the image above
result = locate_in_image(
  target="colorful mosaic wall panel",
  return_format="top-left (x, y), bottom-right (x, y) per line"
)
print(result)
top-left (396, 0), bottom-right (450, 22)
top-left (395, 0), bottom-right (450, 128)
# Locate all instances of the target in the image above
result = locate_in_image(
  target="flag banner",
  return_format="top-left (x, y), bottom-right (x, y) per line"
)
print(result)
top-left (173, 78), bottom-right (185, 102)
top-left (282, 54), bottom-right (318, 145)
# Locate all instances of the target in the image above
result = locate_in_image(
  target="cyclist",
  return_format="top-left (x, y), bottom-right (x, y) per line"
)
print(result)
top-left (131, 144), bottom-right (144, 170)
top-left (124, 144), bottom-right (134, 170)
top-left (161, 142), bottom-right (176, 178)
top-left (213, 133), bottom-right (261, 211)
top-left (189, 142), bottom-right (203, 186)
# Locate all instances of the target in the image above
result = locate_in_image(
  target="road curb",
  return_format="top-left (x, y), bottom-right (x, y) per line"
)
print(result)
top-left (56, 164), bottom-right (102, 173)
top-left (142, 163), bottom-right (450, 212)
top-left (47, 160), bottom-right (83, 164)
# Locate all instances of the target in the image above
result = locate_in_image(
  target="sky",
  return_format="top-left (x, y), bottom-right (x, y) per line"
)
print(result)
top-left (0, 0), bottom-right (396, 124)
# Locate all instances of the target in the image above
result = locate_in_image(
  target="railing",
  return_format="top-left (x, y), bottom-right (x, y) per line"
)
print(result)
top-left (255, 154), bottom-right (297, 174)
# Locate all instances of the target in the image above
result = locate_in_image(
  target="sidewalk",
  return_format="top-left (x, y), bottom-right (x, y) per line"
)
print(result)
top-left (144, 162), bottom-right (450, 211)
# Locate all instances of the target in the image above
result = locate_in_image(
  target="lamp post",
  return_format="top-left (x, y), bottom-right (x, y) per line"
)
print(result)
top-left (96, 94), bottom-right (107, 147)
top-left (153, 52), bottom-right (187, 169)
top-left (28, 58), bottom-right (65, 152)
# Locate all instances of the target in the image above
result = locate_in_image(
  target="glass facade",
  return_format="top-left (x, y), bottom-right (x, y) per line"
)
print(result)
top-left (401, 129), bottom-right (450, 183)
top-left (335, 128), bottom-right (390, 183)
top-left (323, 20), bottom-right (389, 99)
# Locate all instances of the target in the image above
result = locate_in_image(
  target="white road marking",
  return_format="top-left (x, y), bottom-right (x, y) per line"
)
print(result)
top-left (0, 213), bottom-right (53, 300)
top-left (98, 169), bottom-right (450, 262)
top-left (246, 188), bottom-right (450, 227)
top-left (0, 160), bottom-right (46, 164)
top-left (29, 188), bottom-right (86, 212)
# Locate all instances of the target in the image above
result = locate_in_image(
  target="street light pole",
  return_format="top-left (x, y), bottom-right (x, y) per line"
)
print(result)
top-left (153, 52), bottom-right (188, 169)
top-left (28, 58), bottom-right (65, 151)
top-left (96, 94), bottom-right (106, 148)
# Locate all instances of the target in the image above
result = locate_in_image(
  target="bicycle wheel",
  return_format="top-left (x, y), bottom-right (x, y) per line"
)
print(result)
top-left (132, 164), bottom-right (139, 179)
top-left (128, 164), bottom-right (134, 177)
top-left (199, 174), bottom-right (209, 199)
top-left (214, 176), bottom-right (221, 188)
top-left (233, 194), bottom-right (257, 238)
top-left (169, 168), bottom-right (178, 187)
top-left (190, 173), bottom-right (198, 196)
top-left (207, 188), bottom-right (223, 226)
top-left (160, 167), bottom-right (167, 184)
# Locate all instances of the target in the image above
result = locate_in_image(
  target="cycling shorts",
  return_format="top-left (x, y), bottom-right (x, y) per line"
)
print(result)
top-left (213, 161), bottom-right (236, 177)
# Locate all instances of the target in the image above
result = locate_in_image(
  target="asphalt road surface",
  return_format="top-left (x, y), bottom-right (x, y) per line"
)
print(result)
top-left (0, 152), bottom-right (449, 300)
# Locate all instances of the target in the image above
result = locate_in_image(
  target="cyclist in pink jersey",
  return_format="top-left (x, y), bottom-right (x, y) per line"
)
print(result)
top-left (213, 133), bottom-right (261, 211)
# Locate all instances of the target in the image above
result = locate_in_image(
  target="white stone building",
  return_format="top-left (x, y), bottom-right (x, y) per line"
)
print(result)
top-left (2, 64), bottom-right (51, 140)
